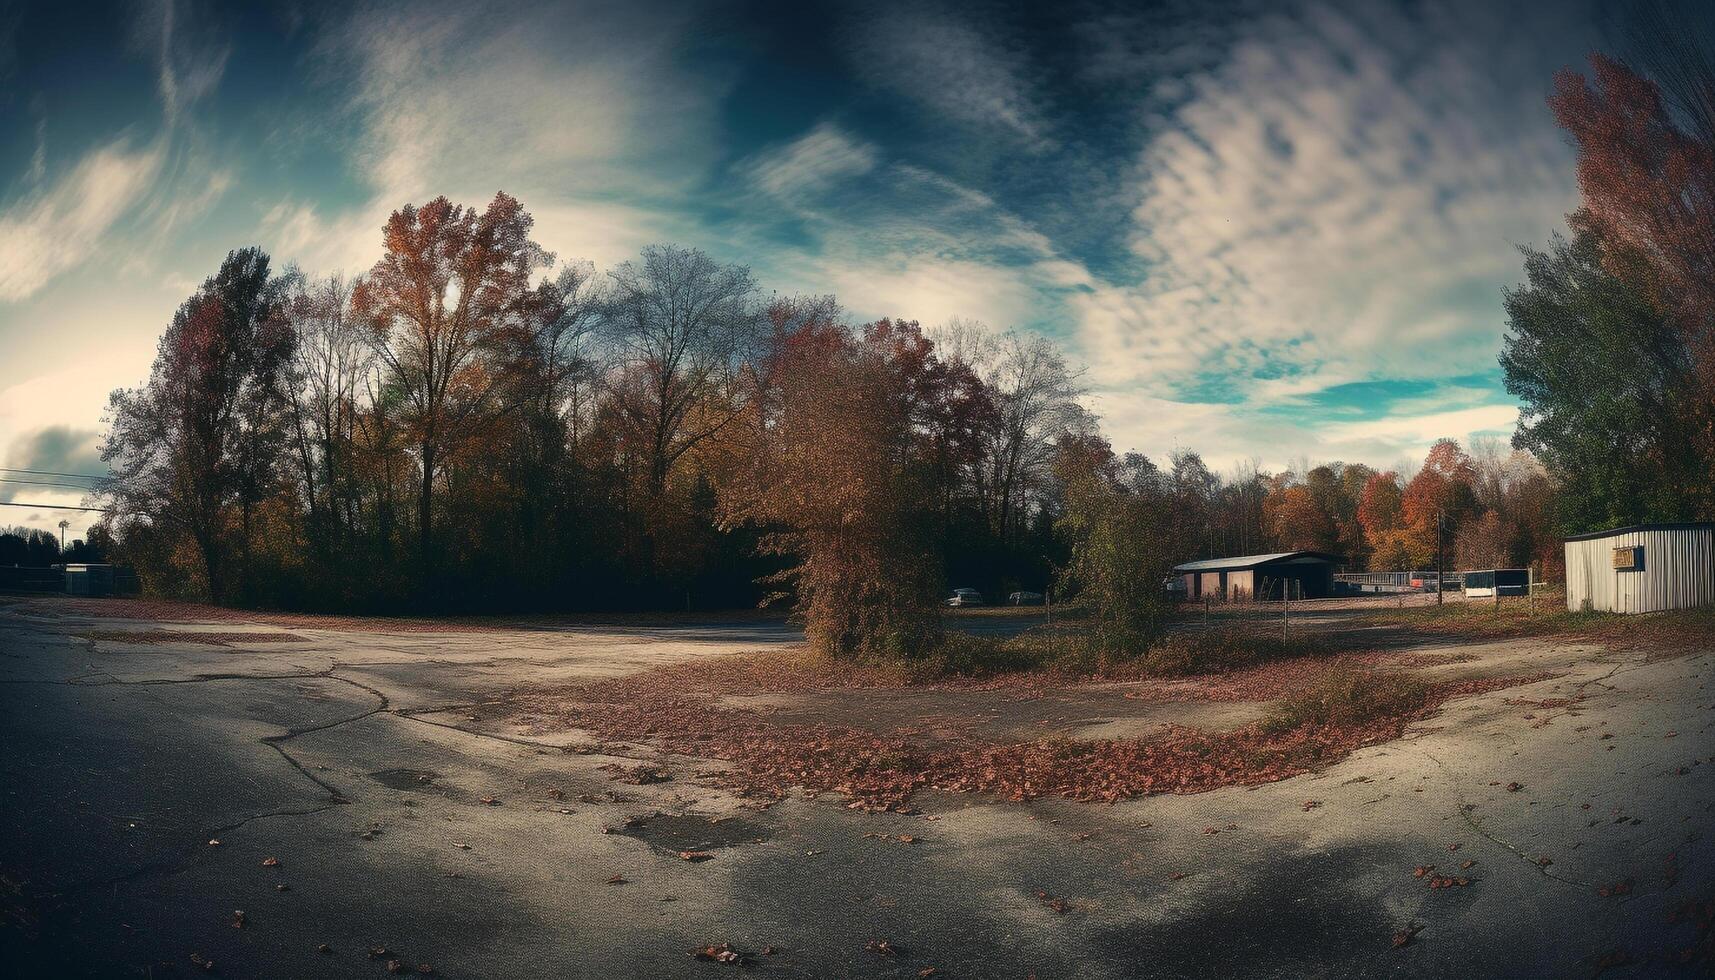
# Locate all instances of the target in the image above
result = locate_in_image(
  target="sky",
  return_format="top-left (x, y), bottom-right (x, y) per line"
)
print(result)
top-left (0, 0), bottom-right (1618, 539)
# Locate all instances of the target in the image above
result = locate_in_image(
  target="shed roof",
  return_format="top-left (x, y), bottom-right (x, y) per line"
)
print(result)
top-left (1172, 551), bottom-right (1345, 574)
top-left (1563, 522), bottom-right (1714, 542)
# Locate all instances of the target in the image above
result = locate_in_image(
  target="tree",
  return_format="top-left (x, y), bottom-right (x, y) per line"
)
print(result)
top-left (284, 272), bottom-right (371, 557)
top-left (1549, 45), bottom-right (1715, 514)
top-left (1270, 485), bottom-right (1336, 552)
top-left (956, 327), bottom-right (1084, 541)
top-left (601, 245), bottom-right (762, 500)
top-left (1501, 228), bottom-right (1708, 529)
top-left (1454, 509), bottom-right (1516, 570)
top-left (353, 193), bottom-right (554, 578)
top-left (103, 248), bottom-right (295, 601)
top-left (721, 307), bottom-right (950, 659)
top-left (1399, 440), bottom-right (1477, 567)
top-left (1054, 434), bottom-right (1176, 656)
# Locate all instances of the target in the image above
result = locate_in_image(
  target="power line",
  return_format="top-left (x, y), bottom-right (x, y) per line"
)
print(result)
top-left (0, 501), bottom-right (111, 513)
top-left (0, 478), bottom-right (105, 490)
top-left (0, 467), bottom-right (112, 482)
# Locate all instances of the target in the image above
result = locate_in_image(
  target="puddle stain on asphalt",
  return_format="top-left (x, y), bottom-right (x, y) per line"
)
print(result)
top-left (368, 769), bottom-right (442, 790)
top-left (615, 814), bottom-right (772, 853)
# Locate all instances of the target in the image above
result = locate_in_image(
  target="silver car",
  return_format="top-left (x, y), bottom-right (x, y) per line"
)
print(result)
top-left (944, 588), bottom-right (984, 607)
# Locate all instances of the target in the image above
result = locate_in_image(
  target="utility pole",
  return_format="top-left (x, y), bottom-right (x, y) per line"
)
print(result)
top-left (58, 519), bottom-right (69, 552)
top-left (1435, 508), bottom-right (1444, 607)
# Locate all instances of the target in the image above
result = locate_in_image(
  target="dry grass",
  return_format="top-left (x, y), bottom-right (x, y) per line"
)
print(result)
top-left (1357, 599), bottom-right (1714, 650)
top-left (1261, 668), bottom-right (1429, 735)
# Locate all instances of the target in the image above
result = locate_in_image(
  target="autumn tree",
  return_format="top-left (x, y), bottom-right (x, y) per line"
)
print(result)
top-left (353, 193), bottom-right (554, 577)
top-left (1399, 439), bottom-right (1477, 567)
top-left (721, 308), bottom-right (949, 658)
top-left (103, 247), bottom-right (296, 601)
top-left (1357, 471), bottom-right (1411, 570)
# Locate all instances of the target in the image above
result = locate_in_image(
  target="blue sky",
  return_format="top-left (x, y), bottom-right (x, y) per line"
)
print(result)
top-left (0, 0), bottom-right (1611, 536)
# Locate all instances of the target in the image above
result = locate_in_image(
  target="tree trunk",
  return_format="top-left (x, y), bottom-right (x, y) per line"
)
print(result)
top-left (418, 440), bottom-right (436, 582)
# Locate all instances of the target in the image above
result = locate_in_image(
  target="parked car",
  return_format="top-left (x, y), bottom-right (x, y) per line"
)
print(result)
top-left (1008, 590), bottom-right (1045, 606)
top-left (944, 588), bottom-right (984, 607)
top-left (1162, 576), bottom-right (1188, 598)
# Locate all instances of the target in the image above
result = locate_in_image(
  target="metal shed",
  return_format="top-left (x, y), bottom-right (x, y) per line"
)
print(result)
top-left (63, 564), bottom-right (116, 597)
top-left (1463, 569), bottom-right (1528, 598)
top-left (1172, 552), bottom-right (1345, 601)
top-left (1563, 523), bottom-right (1714, 613)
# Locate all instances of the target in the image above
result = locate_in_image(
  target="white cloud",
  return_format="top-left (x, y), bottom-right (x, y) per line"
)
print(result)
top-left (0, 139), bottom-right (165, 302)
top-left (824, 253), bottom-right (1042, 330)
top-left (1075, 0), bottom-right (1582, 397)
top-left (746, 122), bottom-right (878, 198)
top-left (277, 0), bottom-right (732, 280)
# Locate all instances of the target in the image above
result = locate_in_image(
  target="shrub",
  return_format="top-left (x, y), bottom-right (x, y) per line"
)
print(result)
top-left (1262, 668), bottom-right (1429, 735)
top-left (1140, 627), bottom-right (1329, 676)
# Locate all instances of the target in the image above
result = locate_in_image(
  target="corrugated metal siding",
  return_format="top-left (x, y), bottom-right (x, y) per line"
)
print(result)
top-left (1564, 526), bottom-right (1715, 613)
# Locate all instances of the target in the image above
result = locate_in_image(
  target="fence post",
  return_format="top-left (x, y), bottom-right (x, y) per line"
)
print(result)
top-left (1282, 580), bottom-right (1289, 640)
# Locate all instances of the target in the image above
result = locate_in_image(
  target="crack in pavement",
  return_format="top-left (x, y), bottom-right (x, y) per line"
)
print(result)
top-left (1408, 656), bottom-right (1655, 892)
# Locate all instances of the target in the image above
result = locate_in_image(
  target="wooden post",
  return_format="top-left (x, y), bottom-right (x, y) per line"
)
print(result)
top-left (1436, 509), bottom-right (1445, 608)
top-left (1282, 580), bottom-right (1289, 640)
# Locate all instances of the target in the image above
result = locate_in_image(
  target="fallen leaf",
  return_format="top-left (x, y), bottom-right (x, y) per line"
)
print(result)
top-left (679, 851), bottom-right (714, 862)
top-left (261, 857), bottom-right (280, 867)
top-left (1506, 782), bottom-right (1523, 792)
top-left (690, 943), bottom-right (741, 964)
top-left (1391, 924), bottom-right (1423, 948)
top-left (606, 874), bottom-right (627, 885)
top-left (231, 910), bottom-right (246, 929)
top-left (207, 839), bottom-right (221, 847)
top-left (317, 944), bottom-right (332, 954)
top-left (866, 939), bottom-right (898, 957)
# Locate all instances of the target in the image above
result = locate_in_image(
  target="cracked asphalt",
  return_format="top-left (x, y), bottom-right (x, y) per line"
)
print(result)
top-left (1, 598), bottom-right (1711, 978)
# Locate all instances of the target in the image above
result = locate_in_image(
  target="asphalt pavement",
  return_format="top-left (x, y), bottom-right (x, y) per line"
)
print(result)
top-left (1, 598), bottom-right (1710, 978)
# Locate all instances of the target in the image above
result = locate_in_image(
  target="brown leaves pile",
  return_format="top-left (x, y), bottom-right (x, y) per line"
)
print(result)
top-left (510, 656), bottom-right (1552, 810)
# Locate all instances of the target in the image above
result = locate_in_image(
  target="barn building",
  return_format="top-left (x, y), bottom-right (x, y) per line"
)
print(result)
top-left (1172, 551), bottom-right (1345, 601)
top-left (1564, 523), bottom-right (1714, 613)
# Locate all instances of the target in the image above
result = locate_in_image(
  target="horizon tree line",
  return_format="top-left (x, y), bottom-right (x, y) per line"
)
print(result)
top-left (89, 26), bottom-right (1713, 658)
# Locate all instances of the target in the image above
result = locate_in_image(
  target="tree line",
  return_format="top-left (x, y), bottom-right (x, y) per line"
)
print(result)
top-left (92, 28), bottom-right (1710, 658)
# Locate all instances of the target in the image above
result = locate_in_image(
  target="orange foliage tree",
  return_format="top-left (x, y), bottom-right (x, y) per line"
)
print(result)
top-left (720, 307), bottom-right (954, 658)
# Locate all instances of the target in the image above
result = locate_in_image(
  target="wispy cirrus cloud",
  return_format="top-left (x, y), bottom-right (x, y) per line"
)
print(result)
top-left (849, 5), bottom-right (1052, 149)
top-left (0, 138), bottom-right (165, 302)
top-left (745, 122), bottom-right (878, 199)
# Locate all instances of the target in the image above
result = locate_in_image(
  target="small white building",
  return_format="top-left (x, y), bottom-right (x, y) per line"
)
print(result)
top-left (1564, 523), bottom-right (1714, 613)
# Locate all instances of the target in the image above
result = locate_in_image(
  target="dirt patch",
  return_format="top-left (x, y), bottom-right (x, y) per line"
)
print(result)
top-left (505, 650), bottom-right (1554, 810)
top-left (78, 629), bottom-right (310, 646)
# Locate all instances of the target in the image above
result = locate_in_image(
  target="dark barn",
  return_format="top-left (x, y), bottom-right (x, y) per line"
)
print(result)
top-left (1173, 551), bottom-right (1345, 601)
